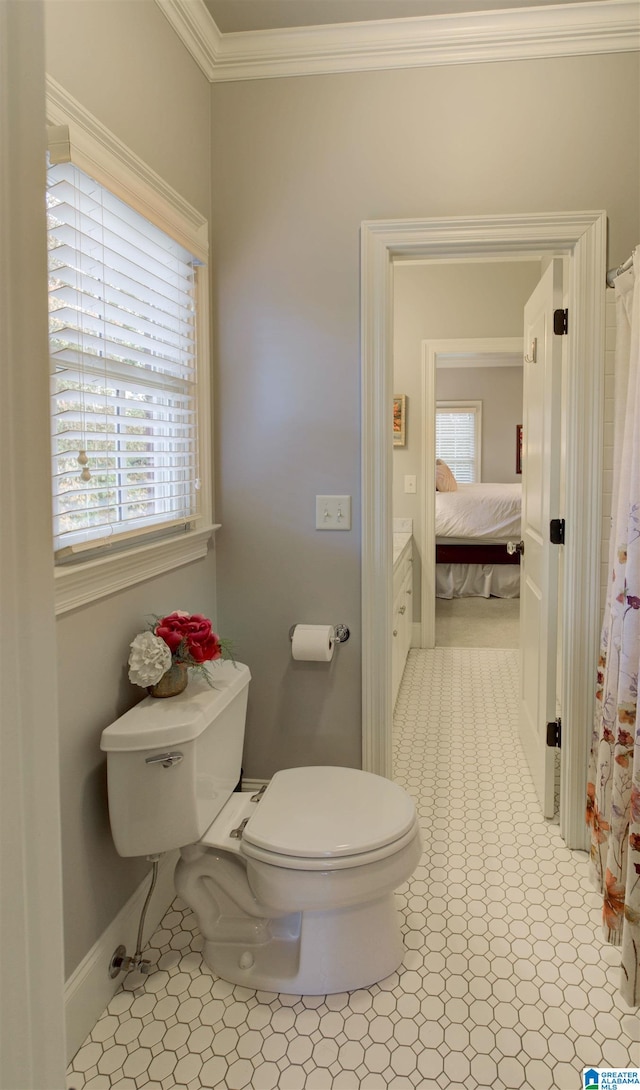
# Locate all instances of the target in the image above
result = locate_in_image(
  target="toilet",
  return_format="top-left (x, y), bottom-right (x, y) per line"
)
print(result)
top-left (100, 660), bottom-right (422, 994)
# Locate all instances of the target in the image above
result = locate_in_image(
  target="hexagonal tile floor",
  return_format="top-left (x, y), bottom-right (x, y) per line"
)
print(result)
top-left (67, 648), bottom-right (639, 1090)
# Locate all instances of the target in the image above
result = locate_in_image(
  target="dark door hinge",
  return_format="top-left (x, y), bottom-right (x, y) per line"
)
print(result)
top-left (546, 718), bottom-right (562, 748)
top-left (553, 308), bottom-right (568, 335)
top-left (550, 518), bottom-right (565, 545)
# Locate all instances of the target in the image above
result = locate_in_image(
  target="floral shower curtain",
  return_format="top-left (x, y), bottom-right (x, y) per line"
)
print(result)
top-left (587, 247), bottom-right (640, 1007)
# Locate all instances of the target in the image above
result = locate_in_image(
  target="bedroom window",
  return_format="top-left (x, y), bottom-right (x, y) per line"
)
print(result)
top-left (46, 101), bottom-right (212, 614)
top-left (435, 401), bottom-right (482, 483)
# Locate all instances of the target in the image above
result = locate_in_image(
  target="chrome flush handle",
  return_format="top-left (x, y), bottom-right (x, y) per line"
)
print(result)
top-left (145, 751), bottom-right (184, 768)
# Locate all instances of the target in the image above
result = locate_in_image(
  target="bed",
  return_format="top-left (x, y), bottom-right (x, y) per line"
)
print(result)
top-left (435, 482), bottom-right (522, 599)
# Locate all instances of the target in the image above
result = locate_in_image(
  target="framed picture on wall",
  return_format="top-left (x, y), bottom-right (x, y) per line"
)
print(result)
top-left (516, 424), bottom-right (523, 474)
top-left (393, 396), bottom-right (406, 447)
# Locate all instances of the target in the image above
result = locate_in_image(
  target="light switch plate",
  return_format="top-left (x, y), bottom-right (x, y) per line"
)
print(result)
top-left (404, 475), bottom-right (417, 494)
top-left (316, 495), bottom-right (351, 530)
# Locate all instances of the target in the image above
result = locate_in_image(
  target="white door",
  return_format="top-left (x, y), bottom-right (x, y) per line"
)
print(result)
top-left (518, 260), bottom-right (563, 818)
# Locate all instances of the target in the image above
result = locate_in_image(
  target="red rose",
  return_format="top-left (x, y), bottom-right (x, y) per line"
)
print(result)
top-left (154, 611), bottom-right (221, 664)
top-left (182, 614), bottom-right (221, 664)
top-left (155, 611), bottom-right (192, 652)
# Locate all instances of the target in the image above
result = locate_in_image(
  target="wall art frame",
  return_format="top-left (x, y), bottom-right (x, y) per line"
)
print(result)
top-left (393, 395), bottom-right (406, 447)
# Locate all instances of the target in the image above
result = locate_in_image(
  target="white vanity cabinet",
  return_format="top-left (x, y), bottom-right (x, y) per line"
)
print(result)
top-left (392, 536), bottom-right (413, 707)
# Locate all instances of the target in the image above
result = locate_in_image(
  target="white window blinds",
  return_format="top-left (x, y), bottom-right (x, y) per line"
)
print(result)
top-left (435, 403), bottom-right (481, 483)
top-left (47, 159), bottom-right (201, 557)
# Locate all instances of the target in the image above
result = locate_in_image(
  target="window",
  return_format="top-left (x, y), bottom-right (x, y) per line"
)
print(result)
top-left (48, 161), bottom-right (201, 556)
top-left (435, 401), bottom-right (482, 482)
top-left (46, 88), bottom-right (213, 614)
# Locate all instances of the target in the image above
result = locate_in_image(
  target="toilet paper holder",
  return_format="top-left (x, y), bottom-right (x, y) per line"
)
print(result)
top-left (289, 624), bottom-right (350, 644)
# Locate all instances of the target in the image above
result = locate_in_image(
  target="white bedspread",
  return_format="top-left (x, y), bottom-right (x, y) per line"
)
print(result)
top-left (435, 482), bottom-right (521, 541)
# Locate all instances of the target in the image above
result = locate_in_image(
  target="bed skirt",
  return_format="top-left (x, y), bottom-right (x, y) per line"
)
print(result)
top-left (436, 562), bottom-right (520, 599)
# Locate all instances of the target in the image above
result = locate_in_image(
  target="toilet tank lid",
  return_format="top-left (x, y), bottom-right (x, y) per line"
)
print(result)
top-left (100, 660), bottom-right (250, 752)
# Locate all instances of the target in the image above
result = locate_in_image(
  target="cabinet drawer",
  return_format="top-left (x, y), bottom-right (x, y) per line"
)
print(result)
top-left (392, 554), bottom-right (413, 708)
top-left (393, 543), bottom-right (412, 600)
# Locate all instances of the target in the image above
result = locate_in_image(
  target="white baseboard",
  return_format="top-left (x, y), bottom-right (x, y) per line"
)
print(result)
top-left (65, 851), bottom-right (178, 1062)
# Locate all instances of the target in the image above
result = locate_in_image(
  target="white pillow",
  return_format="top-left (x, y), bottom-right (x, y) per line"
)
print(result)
top-left (436, 459), bottom-right (458, 492)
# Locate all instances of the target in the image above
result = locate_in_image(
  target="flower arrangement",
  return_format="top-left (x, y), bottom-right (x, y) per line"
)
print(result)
top-left (128, 611), bottom-right (233, 694)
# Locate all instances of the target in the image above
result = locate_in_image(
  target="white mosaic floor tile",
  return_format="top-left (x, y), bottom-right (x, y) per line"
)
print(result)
top-left (68, 648), bottom-right (639, 1089)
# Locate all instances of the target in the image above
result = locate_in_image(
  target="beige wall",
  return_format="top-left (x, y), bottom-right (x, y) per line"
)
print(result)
top-left (211, 51), bottom-right (639, 780)
top-left (45, 0), bottom-right (211, 218)
top-left (45, 0), bottom-right (214, 978)
top-left (393, 261), bottom-right (539, 500)
top-left (435, 366), bottom-right (524, 484)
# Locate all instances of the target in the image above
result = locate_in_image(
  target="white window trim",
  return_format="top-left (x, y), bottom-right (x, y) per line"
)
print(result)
top-left (436, 400), bottom-right (482, 482)
top-left (46, 77), bottom-right (217, 615)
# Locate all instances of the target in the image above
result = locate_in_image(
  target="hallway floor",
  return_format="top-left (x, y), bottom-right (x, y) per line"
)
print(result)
top-left (435, 598), bottom-right (520, 649)
top-left (67, 649), bottom-right (639, 1090)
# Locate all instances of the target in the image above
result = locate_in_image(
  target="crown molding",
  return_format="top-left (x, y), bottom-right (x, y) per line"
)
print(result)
top-left (155, 0), bottom-right (639, 82)
top-left (155, 0), bottom-right (222, 80)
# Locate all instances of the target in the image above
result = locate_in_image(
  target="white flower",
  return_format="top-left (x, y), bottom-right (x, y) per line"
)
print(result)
top-left (128, 632), bottom-right (172, 687)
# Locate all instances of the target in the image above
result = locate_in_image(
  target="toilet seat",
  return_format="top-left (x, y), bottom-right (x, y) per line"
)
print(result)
top-left (240, 818), bottom-right (421, 871)
top-left (199, 765), bottom-right (419, 871)
top-left (241, 766), bottom-right (417, 870)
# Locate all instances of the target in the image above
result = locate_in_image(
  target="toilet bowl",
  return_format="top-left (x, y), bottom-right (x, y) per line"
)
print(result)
top-left (176, 765), bottom-right (422, 993)
top-left (101, 661), bottom-right (422, 994)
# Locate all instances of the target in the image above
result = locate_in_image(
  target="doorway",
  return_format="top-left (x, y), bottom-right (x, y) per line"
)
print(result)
top-left (408, 324), bottom-right (531, 651)
top-left (361, 210), bottom-right (606, 850)
top-left (431, 337), bottom-right (524, 651)
top-left (397, 263), bottom-right (562, 817)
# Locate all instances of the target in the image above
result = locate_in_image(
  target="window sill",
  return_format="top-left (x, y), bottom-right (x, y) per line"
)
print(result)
top-left (54, 525), bottom-right (220, 615)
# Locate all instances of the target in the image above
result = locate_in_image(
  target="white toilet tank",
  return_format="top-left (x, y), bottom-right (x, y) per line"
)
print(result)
top-left (100, 661), bottom-right (251, 857)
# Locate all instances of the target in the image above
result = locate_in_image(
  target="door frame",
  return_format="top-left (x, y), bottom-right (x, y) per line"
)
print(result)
top-left (361, 210), bottom-right (606, 850)
top-left (421, 335), bottom-right (524, 649)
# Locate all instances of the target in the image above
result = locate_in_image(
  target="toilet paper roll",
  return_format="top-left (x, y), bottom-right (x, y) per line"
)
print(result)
top-left (291, 624), bottom-right (335, 662)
